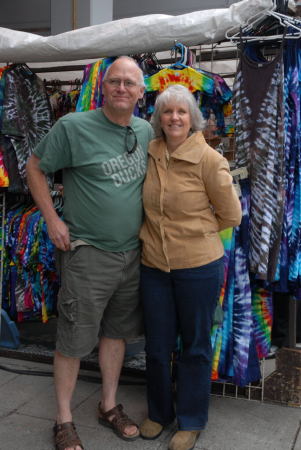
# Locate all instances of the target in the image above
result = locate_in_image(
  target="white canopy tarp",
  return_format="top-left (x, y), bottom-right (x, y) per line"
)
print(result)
top-left (0, 0), bottom-right (273, 63)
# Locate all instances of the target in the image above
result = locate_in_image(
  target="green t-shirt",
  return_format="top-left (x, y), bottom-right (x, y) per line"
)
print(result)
top-left (34, 109), bottom-right (153, 251)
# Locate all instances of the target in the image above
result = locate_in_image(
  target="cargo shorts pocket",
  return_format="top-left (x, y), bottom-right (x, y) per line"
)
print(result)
top-left (56, 247), bottom-right (82, 276)
top-left (58, 292), bottom-right (78, 324)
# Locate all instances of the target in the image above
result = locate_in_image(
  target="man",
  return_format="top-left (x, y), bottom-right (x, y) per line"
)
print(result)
top-left (26, 56), bottom-right (153, 450)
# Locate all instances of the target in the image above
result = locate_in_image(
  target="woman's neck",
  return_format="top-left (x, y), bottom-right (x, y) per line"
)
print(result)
top-left (166, 136), bottom-right (187, 154)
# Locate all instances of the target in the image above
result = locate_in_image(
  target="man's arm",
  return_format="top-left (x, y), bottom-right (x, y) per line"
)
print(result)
top-left (26, 154), bottom-right (70, 251)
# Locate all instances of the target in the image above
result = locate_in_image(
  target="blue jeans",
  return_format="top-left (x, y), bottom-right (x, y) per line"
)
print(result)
top-left (140, 258), bottom-right (224, 430)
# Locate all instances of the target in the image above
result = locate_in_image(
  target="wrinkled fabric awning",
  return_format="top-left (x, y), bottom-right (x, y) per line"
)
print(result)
top-left (0, 0), bottom-right (273, 63)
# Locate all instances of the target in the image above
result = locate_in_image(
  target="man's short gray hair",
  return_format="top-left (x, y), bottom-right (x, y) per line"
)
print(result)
top-left (103, 56), bottom-right (145, 87)
top-left (150, 84), bottom-right (206, 138)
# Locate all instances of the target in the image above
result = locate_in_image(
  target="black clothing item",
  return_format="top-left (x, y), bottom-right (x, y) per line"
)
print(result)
top-left (272, 292), bottom-right (301, 347)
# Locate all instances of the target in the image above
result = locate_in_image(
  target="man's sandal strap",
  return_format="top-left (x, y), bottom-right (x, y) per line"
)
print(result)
top-left (53, 421), bottom-right (84, 450)
top-left (98, 403), bottom-right (139, 441)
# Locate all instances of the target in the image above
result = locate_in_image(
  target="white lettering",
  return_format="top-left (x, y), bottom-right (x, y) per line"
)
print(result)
top-left (128, 166), bottom-right (137, 180)
top-left (110, 158), bottom-right (122, 172)
top-left (102, 145), bottom-right (146, 187)
top-left (136, 160), bottom-right (146, 177)
top-left (127, 154), bottom-right (136, 166)
top-left (112, 174), bottom-right (122, 187)
top-left (121, 171), bottom-right (131, 183)
top-left (102, 161), bottom-right (113, 176)
top-left (117, 154), bottom-right (128, 169)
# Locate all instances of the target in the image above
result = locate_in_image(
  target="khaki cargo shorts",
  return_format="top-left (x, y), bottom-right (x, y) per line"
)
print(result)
top-left (55, 245), bottom-right (142, 358)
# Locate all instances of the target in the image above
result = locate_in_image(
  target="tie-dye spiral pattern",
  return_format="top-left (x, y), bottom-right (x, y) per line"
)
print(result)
top-left (144, 67), bottom-right (214, 94)
top-left (211, 179), bottom-right (267, 386)
top-left (252, 286), bottom-right (273, 359)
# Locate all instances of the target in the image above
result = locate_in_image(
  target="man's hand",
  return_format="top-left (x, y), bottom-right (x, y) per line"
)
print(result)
top-left (26, 155), bottom-right (70, 251)
top-left (47, 216), bottom-right (70, 251)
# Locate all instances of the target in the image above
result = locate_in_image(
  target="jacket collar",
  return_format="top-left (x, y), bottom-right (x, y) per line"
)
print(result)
top-left (148, 131), bottom-right (207, 165)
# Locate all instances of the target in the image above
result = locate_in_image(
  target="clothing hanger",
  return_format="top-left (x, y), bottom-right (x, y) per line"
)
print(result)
top-left (255, 11), bottom-right (301, 40)
top-left (138, 53), bottom-right (162, 75)
top-left (225, 2), bottom-right (301, 43)
top-left (225, 3), bottom-right (275, 42)
top-left (168, 42), bottom-right (189, 69)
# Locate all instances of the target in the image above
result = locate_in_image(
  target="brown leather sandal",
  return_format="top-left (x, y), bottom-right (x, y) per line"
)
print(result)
top-left (98, 402), bottom-right (140, 441)
top-left (53, 421), bottom-right (84, 450)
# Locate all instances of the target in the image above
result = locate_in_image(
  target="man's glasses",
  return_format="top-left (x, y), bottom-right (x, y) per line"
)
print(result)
top-left (125, 126), bottom-right (138, 155)
top-left (106, 78), bottom-right (139, 89)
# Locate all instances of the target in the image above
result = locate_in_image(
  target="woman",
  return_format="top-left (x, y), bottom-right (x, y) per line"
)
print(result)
top-left (139, 84), bottom-right (242, 450)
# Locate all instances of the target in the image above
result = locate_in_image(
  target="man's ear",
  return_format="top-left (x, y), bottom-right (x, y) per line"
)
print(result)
top-left (138, 87), bottom-right (145, 99)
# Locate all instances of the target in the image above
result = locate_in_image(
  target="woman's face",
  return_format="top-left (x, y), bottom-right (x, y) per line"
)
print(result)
top-left (160, 101), bottom-right (191, 144)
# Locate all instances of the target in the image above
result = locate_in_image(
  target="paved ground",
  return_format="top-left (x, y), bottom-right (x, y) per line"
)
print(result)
top-left (0, 356), bottom-right (300, 450)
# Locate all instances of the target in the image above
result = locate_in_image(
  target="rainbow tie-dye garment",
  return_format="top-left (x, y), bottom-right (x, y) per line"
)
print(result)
top-left (0, 68), bottom-right (10, 187)
top-left (76, 57), bottom-right (115, 112)
top-left (144, 66), bottom-right (214, 95)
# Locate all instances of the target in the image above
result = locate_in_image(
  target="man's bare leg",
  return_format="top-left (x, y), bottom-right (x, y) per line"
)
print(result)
top-left (54, 350), bottom-right (82, 450)
top-left (99, 336), bottom-right (138, 437)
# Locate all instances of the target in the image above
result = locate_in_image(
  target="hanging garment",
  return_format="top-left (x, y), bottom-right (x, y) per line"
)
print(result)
top-left (1, 65), bottom-right (53, 193)
top-left (144, 65), bottom-right (233, 137)
top-left (231, 184), bottom-right (254, 386)
top-left (0, 148), bottom-right (9, 188)
top-left (76, 58), bottom-right (114, 112)
top-left (274, 38), bottom-right (301, 293)
top-left (197, 69), bottom-right (234, 137)
top-left (251, 284), bottom-right (273, 359)
top-left (2, 202), bottom-right (60, 323)
top-left (49, 88), bottom-right (80, 121)
top-left (217, 180), bottom-right (258, 386)
top-left (144, 66), bottom-right (215, 94)
top-left (211, 227), bottom-right (233, 381)
top-left (1, 136), bottom-right (23, 192)
top-left (134, 54), bottom-right (163, 121)
top-left (211, 178), bottom-right (264, 386)
top-left (232, 43), bottom-right (285, 281)
top-left (0, 67), bottom-right (7, 123)
top-left (0, 68), bottom-right (10, 187)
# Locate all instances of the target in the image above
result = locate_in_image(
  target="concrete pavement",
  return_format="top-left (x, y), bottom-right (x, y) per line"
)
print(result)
top-left (0, 356), bottom-right (300, 450)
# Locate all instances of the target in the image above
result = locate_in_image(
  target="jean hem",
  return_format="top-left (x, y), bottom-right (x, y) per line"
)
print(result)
top-left (149, 417), bottom-right (175, 427)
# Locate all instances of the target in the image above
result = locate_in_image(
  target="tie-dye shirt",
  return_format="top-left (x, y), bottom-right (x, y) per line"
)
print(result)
top-left (76, 57), bottom-right (115, 112)
top-left (144, 66), bottom-right (214, 94)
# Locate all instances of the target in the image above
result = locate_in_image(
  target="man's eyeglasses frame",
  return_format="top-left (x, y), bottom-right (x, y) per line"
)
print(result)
top-left (105, 78), bottom-right (140, 89)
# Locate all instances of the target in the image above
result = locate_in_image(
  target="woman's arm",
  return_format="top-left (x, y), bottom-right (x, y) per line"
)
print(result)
top-left (203, 155), bottom-right (242, 231)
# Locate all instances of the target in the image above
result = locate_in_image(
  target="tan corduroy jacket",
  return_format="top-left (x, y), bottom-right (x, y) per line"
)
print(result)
top-left (140, 132), bottom-right (242, 272)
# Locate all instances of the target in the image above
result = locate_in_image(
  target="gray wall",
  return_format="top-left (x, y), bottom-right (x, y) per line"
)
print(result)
top-left (0, 0), bottom-right (239, 35)
top-left (113, 0), bottom-right (237, 19)
top-left (51, 0), bottom-right (73, 35)
top-left (0, 0), bottom-right (51, 35)
top-left (90, 0), bottom-right (113, 25)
